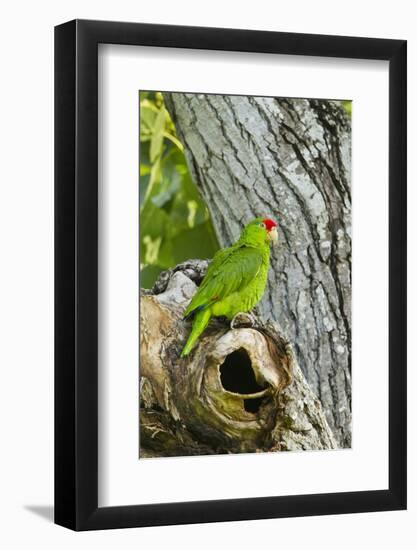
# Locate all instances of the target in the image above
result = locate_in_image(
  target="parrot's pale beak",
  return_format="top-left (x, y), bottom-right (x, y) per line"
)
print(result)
top-left (268, 227), bottom-right (278, 244)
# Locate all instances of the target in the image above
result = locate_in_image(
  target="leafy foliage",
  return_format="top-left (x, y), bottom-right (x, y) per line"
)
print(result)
top-left (140, 92), bottom-right (219, 288)
top-left (341, 100), bottom-right (352, 117)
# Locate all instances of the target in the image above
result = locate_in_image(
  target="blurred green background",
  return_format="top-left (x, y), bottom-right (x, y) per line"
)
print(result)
top-left (341, 100), bottom-right (352, 116)
top-left (139, 92), bottom-right (220, 288)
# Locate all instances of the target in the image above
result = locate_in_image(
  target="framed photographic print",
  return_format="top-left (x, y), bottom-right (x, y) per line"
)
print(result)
top-left (55, 19), bottom-right (407, 530)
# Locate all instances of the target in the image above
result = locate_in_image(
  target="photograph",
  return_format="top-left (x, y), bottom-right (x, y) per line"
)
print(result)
top-left (0, 1), bottom-right (409, 543)
top-left (139, 91), bottom-right (352, 458)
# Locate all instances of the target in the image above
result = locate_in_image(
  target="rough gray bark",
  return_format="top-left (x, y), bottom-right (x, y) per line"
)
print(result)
top-left (140, 260), bottom-right (337, 457)
top-left (164, 94), bottom-right (351, 447)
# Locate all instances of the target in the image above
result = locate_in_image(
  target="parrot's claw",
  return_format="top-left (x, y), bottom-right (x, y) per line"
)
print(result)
top-left (230, 312), bottom-right (256, 329)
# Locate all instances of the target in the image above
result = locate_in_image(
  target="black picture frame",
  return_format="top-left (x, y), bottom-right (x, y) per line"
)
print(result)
top-left (55, 19), bottom-right (407, 531)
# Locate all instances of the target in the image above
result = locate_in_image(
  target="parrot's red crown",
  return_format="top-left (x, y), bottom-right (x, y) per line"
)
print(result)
top-left (263, 218), bottom-right (277, 231)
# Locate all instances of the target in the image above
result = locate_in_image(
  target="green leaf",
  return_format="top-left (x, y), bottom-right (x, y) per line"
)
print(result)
top-left (341, 100), bottom-right (352, 117)
top-left (140, 165), bottom-right (151, 176)
top-left (140, 104), bottom-right (157, 132)
top-left (150, 108), bottom-right (166, 162)
top-left (140, 203), bottom-right (168, 264)
top-left (163, 131), bottom-right (184, 151)
top-left (151, 169), bottom-right (181, 209)
top-left (142, 156), bottom-right (162, 205)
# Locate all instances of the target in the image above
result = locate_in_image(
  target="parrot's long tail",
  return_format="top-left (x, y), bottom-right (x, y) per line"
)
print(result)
top-left (180, 309), bottom-right (211, 357)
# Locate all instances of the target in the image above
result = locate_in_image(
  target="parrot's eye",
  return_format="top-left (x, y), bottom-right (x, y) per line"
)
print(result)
top-left (259, 222), bottom-right (266, 228)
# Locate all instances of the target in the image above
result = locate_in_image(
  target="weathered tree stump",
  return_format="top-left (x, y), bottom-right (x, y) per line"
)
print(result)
top-left (140, 260), bottom-right (337, 457)
top-left (164, 93), bottom-right (352, 447)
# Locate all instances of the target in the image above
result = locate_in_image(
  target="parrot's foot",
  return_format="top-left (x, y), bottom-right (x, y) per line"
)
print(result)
top-left (230, 312), bottom-right (256, 329)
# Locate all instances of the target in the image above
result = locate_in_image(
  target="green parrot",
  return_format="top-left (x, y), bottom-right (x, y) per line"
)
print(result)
top-left (180, 217), bottom-right (278, 357)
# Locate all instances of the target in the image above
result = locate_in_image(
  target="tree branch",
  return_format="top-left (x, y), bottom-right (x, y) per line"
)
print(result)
top-left (140, 261), bottom-right (337, 457)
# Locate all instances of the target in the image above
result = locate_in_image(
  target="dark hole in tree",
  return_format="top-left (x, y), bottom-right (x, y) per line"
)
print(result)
top-left (243, 397), bottom-right (265, 414)
top-left (220, 348), bottom-right (266, 395)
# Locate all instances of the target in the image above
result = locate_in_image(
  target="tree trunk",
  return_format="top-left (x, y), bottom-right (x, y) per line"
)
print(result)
top-left (140, 260), bottom-right (337, 457)
top-left (164, 94), bottom-right (351, 447)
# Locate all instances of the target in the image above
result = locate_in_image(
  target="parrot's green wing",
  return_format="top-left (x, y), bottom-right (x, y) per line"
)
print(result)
top-left (183, 245), bottom-right (263, 319)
